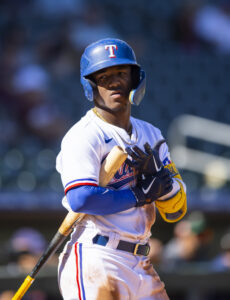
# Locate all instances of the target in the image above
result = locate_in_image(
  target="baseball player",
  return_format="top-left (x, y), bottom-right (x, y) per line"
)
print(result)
top-left (56, 38), bottom-right (187, 300)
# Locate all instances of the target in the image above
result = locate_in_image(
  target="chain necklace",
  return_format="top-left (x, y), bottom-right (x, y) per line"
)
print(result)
top-left (92, 107), bottom-right (138, 145)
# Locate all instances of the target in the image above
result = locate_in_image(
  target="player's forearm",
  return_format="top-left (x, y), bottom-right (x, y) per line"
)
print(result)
top-left (66, 185), bottom-right (136, 215)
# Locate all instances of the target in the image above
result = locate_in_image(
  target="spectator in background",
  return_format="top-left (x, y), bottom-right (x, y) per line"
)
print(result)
top-left (211, 228), bottom-right (230, 272)
top-left (0, 21), bottom-right (30, 145)
top-left (172, 0), bottom-right (230, 54)
top-left (10, 63), bottom-right (68, 145)
top-left (6, 227), bottom-right (46, 273)
top-left (148, 237), bottom-right (164, 267)
top-left (206, 230), bottom-right (230, 300)
top-left (0, 290), bottom-right (48, 300)
top-left (162, 211), bottom-right (214, 270)
top-left (5, 227), bottom-right (58, 273)
top-left (193, 1), bottom-right (230, 54)
top-left (32, 0), bottom-right (86, 19)
top-left (35, 23), bottom-right (80, 79)
top-left (171, 1), bottom-right (201, 51)
top-left (0, 228), bottom-right (47, 299)
top-left (69, 4), bottom-right (120, 51)
top-left (0, 291), bottom-right (14, 300)
top-left (0, 228), bottom-right (59, 300)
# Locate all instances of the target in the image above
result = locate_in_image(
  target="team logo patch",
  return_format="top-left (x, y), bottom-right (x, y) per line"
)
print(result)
top-left (108, 161), bottom-right (135, 189)
top-left (163, 157), bottom-right (171, 166)
top-left (105, 44), bottom-right (117, 58)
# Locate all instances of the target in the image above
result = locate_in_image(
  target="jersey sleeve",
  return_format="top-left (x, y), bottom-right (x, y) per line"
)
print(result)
top-left (56, 126), bottom-right (102, 194)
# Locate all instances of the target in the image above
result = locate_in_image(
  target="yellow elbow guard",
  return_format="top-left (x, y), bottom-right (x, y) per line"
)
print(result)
top-left (155, 162), bottom-right (187, 223)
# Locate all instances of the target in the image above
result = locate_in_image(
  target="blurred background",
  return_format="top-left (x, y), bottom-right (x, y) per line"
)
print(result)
top-left (0, 0), bottom-right (230, 299)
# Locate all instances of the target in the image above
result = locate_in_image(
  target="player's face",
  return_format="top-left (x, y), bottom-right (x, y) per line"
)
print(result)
top-left (93, 65), bottom-right (132, 112)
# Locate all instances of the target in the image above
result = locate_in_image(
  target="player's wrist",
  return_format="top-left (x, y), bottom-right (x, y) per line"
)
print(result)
top-left (131, 186), bottom-right (147, 207)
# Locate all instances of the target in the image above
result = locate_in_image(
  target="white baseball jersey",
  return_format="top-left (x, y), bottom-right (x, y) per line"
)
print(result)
top-left (57, 109), bottom-right (172, 300)
top-left (56, 109), bottom-right (172, 244)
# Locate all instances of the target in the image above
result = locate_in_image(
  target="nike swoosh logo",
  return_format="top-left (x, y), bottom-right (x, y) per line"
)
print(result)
top-left (102, 189), bottom-right (109, 194)
top-left (142, 177), bottom-right (156, 194)
top-left (105, 138), bottom-right (113, 144)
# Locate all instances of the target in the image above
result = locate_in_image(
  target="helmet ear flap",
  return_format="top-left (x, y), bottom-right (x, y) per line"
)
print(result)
top-left (81, 77), bottom-right (96, 101)
top-left (80, 77), bottom-right (94, 101)
top-left (129, 69), bottom-right (146, 106)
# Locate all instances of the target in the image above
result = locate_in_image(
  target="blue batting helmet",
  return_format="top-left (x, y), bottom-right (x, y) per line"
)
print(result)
top-left (80, 38), bottom-right (146, 105)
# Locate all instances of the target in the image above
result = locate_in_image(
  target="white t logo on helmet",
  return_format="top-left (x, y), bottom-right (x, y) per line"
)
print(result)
top-left (105, 45), bottom-right (118, 58)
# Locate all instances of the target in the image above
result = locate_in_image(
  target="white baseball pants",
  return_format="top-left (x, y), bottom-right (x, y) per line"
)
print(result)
top-left (58, 239), bottom-right (169, 300)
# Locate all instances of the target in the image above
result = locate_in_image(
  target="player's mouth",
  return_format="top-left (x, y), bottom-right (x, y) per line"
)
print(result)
top-left (110, 90), bottom-right (124, 99)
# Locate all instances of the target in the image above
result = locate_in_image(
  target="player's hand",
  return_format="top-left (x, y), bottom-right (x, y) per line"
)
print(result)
top-left (125, 139), bottom-right (165, 175)
top-left (131, 168), bottom-right (173, 207)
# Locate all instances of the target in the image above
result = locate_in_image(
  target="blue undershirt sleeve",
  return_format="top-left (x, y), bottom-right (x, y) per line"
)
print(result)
top-left (66, 185), bottom-right (137, 215)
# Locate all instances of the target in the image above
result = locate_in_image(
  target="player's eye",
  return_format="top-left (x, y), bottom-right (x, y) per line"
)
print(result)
top-left (119, 71), bottom-right (130, 80)
top-left (97, 75), bottom-right (107, 85)
top-left (119, 71), bottom-right (127, 77)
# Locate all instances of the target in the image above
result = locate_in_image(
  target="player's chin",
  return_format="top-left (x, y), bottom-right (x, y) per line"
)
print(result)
top-left (110, 93), bottom-right (129, 104)
top-left (109, 98), bottom-right (129, 111)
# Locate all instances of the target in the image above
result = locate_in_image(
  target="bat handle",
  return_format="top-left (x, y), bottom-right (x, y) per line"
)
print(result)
top-left (59, 211), bottom-right (85, 236)
top-left (12, 275), bottom-right (34, 300)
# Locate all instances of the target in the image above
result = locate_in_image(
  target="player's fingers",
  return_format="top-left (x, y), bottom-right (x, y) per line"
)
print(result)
top-left (125, 147), bottom-right (141, 161)
top-left (144, 142), bottom-right (153, 155)
top-left (159, 168), bottom-right (170, 177)
top-left (132, 146), bottom-right (147, 158)
top-left (163, 175), bottom-right (173, 187)
top-left (126, 158), bottom-right (140, 170)
top-left (165, 178), bottom-right (173, 186)
top-left (125, 158), bottom-right (135, 167)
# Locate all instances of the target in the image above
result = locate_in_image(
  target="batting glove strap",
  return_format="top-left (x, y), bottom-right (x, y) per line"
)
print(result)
top-left (131, 186), bottom-right (151, 207)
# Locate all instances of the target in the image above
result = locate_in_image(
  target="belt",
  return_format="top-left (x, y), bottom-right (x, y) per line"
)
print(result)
top-left (92, 234), bottom-right (150, 256)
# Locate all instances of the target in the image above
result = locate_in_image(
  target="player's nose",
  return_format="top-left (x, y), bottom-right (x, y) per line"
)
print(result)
top-left (107, 74), bottom-right (122, 89)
